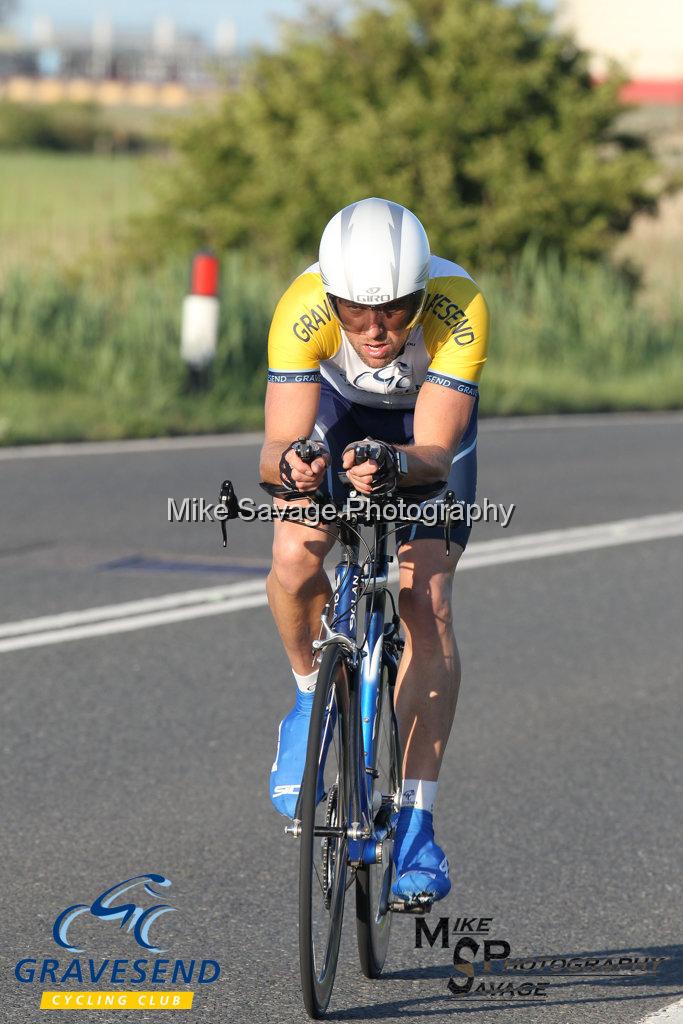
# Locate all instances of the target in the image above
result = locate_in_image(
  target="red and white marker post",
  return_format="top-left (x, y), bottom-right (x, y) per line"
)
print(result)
top-left (181, 252), bottom-right (220, 385)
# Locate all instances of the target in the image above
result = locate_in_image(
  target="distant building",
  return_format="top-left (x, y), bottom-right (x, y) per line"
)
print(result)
top-left (0, 16), bottom-right (237, 106)
top-left (558, 0), bottom-right (683, 103)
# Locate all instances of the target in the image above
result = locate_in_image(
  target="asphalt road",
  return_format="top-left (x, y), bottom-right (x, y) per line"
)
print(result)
top-left (1, 412), bottom-right (682, 1024)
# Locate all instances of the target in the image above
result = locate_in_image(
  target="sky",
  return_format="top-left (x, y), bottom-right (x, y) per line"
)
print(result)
top-left (11, 0), bottom-right (555, 49)
top-left (12, 0), bottom-right (312, 49)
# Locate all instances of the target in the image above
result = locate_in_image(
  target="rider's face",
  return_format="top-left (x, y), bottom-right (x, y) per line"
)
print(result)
top-left (334, 296), bottom-right (418, 368)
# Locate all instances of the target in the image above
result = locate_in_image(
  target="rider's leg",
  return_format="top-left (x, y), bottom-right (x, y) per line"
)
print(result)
top-left (267, 511), bottom-right (337, 817)
top-left (266, 507), bottom-right (337, 674)
top-left (391, 536), bottom-right (463, 899)
top-left (395, 537), bottom-right (463, 781)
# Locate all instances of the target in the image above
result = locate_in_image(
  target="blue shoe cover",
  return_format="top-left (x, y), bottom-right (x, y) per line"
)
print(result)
top-left (391, 808), bottom-right (451, 901)
top-left (269, 692), bottom-right (336, 818)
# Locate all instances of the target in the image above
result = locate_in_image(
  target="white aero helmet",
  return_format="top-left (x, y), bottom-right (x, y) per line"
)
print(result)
top-left (319, 197), bottom-right (431, 327)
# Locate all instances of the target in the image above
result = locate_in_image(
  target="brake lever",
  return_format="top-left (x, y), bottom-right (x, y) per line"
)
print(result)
top-left (218, 479), bottom-right (240, 547)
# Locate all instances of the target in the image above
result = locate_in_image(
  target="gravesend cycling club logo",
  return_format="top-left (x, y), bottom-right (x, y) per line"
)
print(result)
top-left (53, 874), bottom-right (175, 954)
top-left (14, 872), bottom-right (221, 1012)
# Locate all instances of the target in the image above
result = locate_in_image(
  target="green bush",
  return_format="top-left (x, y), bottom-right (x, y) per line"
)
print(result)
top-left (0, 101), bottom-right (152, 153)
top-left (129, 0), bottom-right (657, 270)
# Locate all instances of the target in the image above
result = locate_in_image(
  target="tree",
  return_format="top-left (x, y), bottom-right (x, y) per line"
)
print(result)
top-left (134, 0), bottom-right (657, 269)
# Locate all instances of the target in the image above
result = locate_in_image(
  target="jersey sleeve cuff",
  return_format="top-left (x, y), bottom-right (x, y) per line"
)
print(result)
top-left (267, 369), bottom-right (321, 384)
top-left (424, 371), bottom-right (479, 397)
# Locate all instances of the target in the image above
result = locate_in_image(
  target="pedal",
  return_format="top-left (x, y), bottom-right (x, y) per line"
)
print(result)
top-left (388, 896), bottom-right (433, 915)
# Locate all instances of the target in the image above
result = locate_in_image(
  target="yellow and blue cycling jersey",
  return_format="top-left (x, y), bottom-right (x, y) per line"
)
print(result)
top-left (267, 255), bottom-right (489, 409)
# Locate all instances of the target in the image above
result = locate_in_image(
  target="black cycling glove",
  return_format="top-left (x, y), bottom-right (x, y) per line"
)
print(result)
top-left (343, 437), bottom-right (403, 495)
top-left (279, 437), bottom-right (329, 489)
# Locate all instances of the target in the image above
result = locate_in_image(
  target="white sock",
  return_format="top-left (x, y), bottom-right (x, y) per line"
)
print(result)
top-left (401, 779), bottom-right (438, 814)
top-left (293, 668), bottom-right (318, 694)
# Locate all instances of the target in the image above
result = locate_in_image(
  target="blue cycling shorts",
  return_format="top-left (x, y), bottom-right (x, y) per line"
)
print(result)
top-left (313, 381), bottom-right (477, 551)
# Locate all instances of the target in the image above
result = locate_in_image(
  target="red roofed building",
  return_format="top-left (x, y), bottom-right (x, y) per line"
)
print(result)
top-left (557, 0), bottom-right (683, 104)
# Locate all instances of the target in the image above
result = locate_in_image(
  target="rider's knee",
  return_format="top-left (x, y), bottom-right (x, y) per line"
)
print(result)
top-left (271, 530), bottom-right (326, 597)
top-left (399, 576), bottom-right (454, 642)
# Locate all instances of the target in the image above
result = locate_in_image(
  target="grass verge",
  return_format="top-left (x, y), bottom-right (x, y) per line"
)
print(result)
top-left (0, 247), bottom-right (681, 444)
top-left (0, 150), bottom-right (151, 279)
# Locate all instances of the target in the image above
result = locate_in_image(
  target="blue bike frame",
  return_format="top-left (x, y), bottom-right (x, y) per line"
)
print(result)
top-left (330, 521), bottom-right (399, 865)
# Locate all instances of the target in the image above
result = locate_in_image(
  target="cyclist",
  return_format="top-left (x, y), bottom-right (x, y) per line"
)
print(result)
top-left (260, 197), bottom-right (489, 903)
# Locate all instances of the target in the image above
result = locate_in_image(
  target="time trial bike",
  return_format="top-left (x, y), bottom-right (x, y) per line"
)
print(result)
top-left (220, 441), bottom-right (456, 1018)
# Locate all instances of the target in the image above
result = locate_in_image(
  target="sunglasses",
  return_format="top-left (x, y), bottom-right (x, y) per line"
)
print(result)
top-left (332, 291), bottom-right (425, 331)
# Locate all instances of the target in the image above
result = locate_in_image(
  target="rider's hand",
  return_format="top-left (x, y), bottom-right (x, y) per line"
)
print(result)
top-left (281, 443), bottom-right (330, 492)
top-left (342, 446), bottom-right (379, 496)
top-left (343, 438), bottom-right (402, 495)
top-left (283, 452), bottom-right (329, 492)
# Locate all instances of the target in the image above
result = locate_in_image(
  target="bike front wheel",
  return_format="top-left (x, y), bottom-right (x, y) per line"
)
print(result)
top-left (299, 643), bottom-right (351, 1019)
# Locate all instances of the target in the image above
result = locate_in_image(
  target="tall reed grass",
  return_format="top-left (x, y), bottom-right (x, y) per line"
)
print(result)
top-left (0, 247), bottom-right (681, 443)
top-left (480, 246), bottom-right (683, 413)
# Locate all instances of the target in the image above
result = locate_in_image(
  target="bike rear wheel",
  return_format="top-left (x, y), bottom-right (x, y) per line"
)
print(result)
top-left (355, 661), bottom-right (402, 978)
top-left (299, 644), bottom-right (351, 1018)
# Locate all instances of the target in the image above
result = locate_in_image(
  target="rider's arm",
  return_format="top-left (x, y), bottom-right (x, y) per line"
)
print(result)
top-left (398, 385), bottom-right (475, 485)
top-left (259, 382), bottom-right (327, 489)
top-left (397, 277), bottom-right (489, 484)
top-left (260, 270), bottom-right (341, 490)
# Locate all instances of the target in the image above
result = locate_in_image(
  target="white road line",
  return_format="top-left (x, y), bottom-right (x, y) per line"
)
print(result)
top-left (640, 999), bottom-right (683, 1023)
top-left (0, 432), bottom-right (264, 460)
top-left (0, 579), bottom-right (267, 639)
top-left (0, 593), bottom-right (271, 653)
top-left (450, 512), bottom-right (683, 570)
top-left (1, 412), bottom-right (681, 460)
top-left (0, 510), bottom-right (681, 654)
top-left (478, 412), bottom-right (683, 432)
